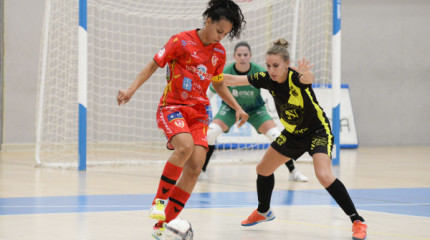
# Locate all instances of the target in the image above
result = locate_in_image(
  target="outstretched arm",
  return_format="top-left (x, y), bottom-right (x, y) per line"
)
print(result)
top-left (212, 81), bottom-right (249, 128)
top-left (223, 74), bottom-right (250, 86)
top-left (117, 59), bottom-right (159, 105)
top-left (291, 58), bottom-right (315, 85)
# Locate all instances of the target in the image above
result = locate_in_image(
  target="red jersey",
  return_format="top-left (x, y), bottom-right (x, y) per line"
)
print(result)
top-left (153, 29), bottom-right (226, 108)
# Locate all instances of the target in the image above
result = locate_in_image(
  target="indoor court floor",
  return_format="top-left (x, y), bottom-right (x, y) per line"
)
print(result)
top-left (0, 146), bottom-right (429, 240)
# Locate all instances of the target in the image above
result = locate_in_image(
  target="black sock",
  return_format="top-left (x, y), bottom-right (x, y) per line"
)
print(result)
top-left (257, 174), bottom-right (275, 213)
top-left (285, 160), bottom-right (295, 173)
top-left (202, 145), bottom-right (215, 172)
top-left (326, 179), bottom-right (365, 223)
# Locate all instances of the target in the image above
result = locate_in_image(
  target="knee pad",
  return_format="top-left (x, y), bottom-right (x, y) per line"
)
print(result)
top-left (265, 127), bottom-right (281, 142)
top-left (207, 123), bottom-right (223, 145)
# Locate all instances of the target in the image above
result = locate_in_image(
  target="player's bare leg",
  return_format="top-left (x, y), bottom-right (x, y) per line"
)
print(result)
top-left (259, 121), bottom-right (308, 182)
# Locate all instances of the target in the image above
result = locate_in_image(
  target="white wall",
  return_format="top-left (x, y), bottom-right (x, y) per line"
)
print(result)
top-left (342, 0), bottom-right (430, 146)
top-left (3, 0), bottom-right (44, 144)
top-left (3, 0), bottom-right (430, 146)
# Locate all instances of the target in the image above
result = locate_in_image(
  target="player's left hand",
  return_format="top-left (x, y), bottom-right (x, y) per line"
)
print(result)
top-left (291, 57), bottom-right (314, 75)
top-left (235, 108), bottom-right (249, 128)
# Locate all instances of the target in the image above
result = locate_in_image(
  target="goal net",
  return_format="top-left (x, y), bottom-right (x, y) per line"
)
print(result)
top-left (36, 0), bottom-right (333, 168)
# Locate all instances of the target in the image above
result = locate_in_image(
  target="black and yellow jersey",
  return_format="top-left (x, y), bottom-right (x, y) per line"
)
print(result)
top-left (247, 68), bottom-right (332, 136)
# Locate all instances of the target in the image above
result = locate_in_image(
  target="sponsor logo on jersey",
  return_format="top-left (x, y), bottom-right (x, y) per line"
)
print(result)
top-left (167, 111), bottom-right (184, 122)
top-left (232, 89), bottom-right (239, 97)
top-left (174, 120), bottom-right (185, 128)
top-left (290, 88), bottom-right (298, 97)
top-left (232, 89), bottom-right (255, 98)
top-left (183, 77), bottom-right (192, 91)
top-left (281, 103), bottom-right (304, 125)
top-left (293, 128), bottom-right (309, 134)
top-left (196, 118), bottom-right (209, 125)
top-left (182, 40), bottom-right (196, 46)
top-left (211, 55), bottom-right (218, 66)
top-left (214, 48), bottom-right (225, 54)
top-left (181, 91), bottom-right (189, 99)
top-left (276, 134), bottom-right (287, 145)
top-left (192, 82), bottom-right (202, 91)
top-left (158, 47), bottom-right (166, 57)
top-left (185, 65), bottom-right (212, 81)
top-left (259, 72), bottom-right (266, 78)
top-left (311, 136), bottom-right (328, 150)
top-left (196, 64), bottom-right (208, 80)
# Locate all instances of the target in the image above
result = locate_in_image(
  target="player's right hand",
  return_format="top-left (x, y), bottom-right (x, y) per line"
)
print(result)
top-left (117, 89), bottom-right (132, 106)
top-left (235, 108), bottom-right (249, 128)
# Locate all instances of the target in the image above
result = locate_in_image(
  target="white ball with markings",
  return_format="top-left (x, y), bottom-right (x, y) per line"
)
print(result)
top-left (162, 218), bottom-right (193, 240)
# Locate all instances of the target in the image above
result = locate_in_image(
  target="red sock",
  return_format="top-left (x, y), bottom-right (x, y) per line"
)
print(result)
top-left (165, 186), bottom-right (191, 223)
top-left (153, 161), bottom-right (182, 204)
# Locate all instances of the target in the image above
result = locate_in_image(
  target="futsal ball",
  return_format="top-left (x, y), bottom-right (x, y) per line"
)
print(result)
top-left (162, 218), bottom-right (194, 240)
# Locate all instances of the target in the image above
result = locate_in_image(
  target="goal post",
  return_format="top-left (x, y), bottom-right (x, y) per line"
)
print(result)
top-left (36, 0), bottom-right (339, 169)
top-left (332, 0), bottom-right (341, 165)
top-left (78, 0), bottom-right (88, 171)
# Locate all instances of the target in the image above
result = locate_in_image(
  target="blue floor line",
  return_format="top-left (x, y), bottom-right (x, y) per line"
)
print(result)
top-left (1, 188), bottom-right (429, 217)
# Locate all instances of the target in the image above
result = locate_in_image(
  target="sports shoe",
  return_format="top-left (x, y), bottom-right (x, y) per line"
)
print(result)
top-left (152, 222), bottom-right (166, 240)
top-left (241, 209), bottom-right (276, 226)
top-left (289, 169), bottom-right (309, 182)
top-left (149, 199), bottom-right (167, 221)
top-left (352, 220), bottom-right (367, 240)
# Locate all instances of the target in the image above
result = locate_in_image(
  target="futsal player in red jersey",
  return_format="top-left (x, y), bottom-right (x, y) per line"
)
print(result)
top-left (117, 0), bottom-right (247, 239)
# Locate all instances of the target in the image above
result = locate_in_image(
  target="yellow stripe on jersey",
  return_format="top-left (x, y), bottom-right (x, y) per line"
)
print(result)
top-left (280, 71), bottom-right (304, 133)
top-left (171, 60), bottom-right (181, 79)
top-left (162, 81), bottom-right (173, 106)
top-left (211, 73), bottom-right (224, 82)
top-left (305, 88), bottom-right (333, 157)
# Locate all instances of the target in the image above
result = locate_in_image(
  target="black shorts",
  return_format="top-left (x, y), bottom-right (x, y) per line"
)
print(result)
top-left (271, 127), bottom-right (334, 160)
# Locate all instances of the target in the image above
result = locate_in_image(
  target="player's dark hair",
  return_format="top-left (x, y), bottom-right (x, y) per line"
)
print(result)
top-left (234, 41), bottom-right (251, 54)
top-left (203, 0), bottom-right (246, 40)
top-left (267, 38), bottom-right (290, 61)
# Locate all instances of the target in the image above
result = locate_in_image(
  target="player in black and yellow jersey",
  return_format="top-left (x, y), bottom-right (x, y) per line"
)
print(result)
top-left (202, 41), bottom-right (308, 182)
top-left (222, 39), bottom-right (367, 240)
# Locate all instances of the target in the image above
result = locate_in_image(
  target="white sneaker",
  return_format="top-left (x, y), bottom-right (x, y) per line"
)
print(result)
top-left (152, 222), bottom-right (166, 240)
top-left (149, 199), bottom-right (167, 221)
top-left (289, 169), bottom-right (308, 182)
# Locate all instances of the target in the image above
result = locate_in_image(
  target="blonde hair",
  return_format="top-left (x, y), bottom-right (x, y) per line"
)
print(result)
top-left (266, 38), bottom-right (290, 62)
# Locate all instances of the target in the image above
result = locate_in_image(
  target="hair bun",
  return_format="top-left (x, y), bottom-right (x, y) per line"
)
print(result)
top-left (273, 38), bottom-right (289, 49)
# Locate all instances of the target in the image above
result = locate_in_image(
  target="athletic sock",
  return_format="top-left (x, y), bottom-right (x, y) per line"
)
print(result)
top-left (285, 160), bottom-right (295, 172)
top-left (165, 186), bottom-right (191, 223)
top-left (257, 174), bottom-right (275, 213)
top-left (153, 161), bottom-right (183, 204)
top-left (202, 145), bottom-right (215, 172)
top-left (325, 178), bottom-right (365, 223)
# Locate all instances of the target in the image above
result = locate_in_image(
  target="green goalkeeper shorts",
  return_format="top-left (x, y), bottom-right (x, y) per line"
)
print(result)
top-left (213, 103), bottom-right (273, 133)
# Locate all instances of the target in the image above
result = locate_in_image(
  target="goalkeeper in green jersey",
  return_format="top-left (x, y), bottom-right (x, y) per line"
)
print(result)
top-left (201, 41), bottom-right (308, 182)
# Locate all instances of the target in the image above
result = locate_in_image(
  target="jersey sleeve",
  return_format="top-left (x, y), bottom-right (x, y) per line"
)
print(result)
top-left (247, 71), bottom-right (269, 89)
top-left (153, 35), bottom-right (182, 68)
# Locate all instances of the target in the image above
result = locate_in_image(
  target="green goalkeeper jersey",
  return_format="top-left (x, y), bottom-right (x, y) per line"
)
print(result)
top-left (209, 62), bottom-right (266, 112)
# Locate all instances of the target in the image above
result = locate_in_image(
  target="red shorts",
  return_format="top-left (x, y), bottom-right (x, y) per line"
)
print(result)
top-left (156, 105), bottom-right (209, 150)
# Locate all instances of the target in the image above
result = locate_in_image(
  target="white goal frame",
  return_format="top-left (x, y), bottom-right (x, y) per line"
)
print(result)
top-left (35, 0), bottom-right (341, 169)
